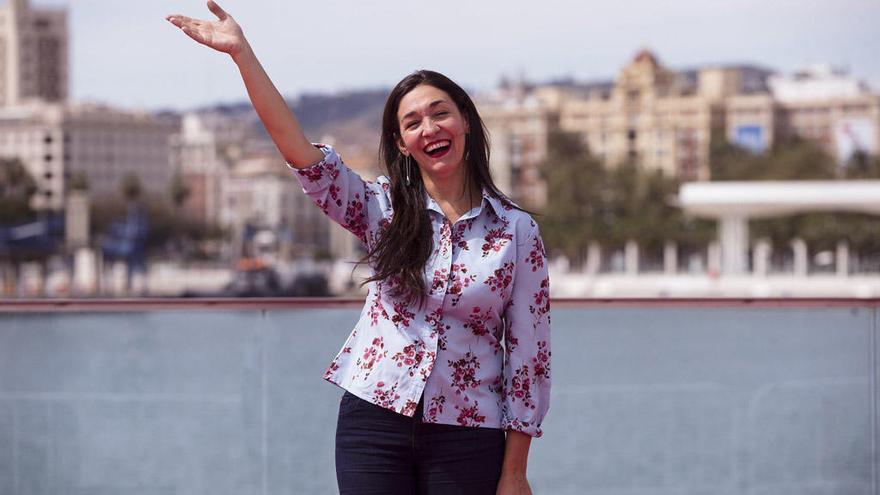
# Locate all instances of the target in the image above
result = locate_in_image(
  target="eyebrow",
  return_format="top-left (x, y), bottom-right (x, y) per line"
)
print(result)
top-left (400, 100), bottom-right (448, 122)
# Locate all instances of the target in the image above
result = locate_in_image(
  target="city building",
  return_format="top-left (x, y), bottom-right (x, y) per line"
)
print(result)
top-left (0, 101), bottom-right (178, 210)
top-left (479, 50), bottom-right (880, 207)
top-left (0, 0), bottom-right (68, 107)
top-left (170, 113), bottom-right (229, 226)
top-left (220, 154), bottom-right (336, 260)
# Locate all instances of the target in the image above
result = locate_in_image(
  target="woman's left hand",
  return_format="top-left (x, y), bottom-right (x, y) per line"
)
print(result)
top-left (496, 471), bottom-right (532, 495)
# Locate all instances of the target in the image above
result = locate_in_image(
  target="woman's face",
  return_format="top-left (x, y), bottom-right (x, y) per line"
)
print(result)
top-left (396, 84), bottom-right (469, 182)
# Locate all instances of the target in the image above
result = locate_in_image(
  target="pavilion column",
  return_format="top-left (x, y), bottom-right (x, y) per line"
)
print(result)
top-left (719, 215), bottom-right (749, 275)
top-left (585, 242), bottom-right (601, 275)
top-left (791, 238), bottom-right (808, 277)
top-left (836, 241), bottom-right (849, 277)
top-left (625, 240), bottom-right (639, 276)
top-left (753, 239), bottom-right (771, 277)
top-left (663, 241), bottom-right (678, 275)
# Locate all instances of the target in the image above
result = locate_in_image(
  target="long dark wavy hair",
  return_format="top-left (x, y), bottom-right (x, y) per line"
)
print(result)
top-left (359, 70), bottom-right (519, 308)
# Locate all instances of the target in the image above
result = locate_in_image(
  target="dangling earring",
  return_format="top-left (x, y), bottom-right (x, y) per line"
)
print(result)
top-left (405, 155), bottom-right (413, 186)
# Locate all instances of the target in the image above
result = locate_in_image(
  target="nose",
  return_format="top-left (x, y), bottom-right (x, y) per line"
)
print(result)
top-left (421, 117), bottom-right (439, 136)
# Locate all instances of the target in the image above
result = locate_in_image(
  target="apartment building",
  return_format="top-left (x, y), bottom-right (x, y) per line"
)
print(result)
top-left (0, 101), bottom-right (178, 210)
top-left (480, 50), bottom-right (879, 208)
top-left (0, 0), bottom-right (67, 106)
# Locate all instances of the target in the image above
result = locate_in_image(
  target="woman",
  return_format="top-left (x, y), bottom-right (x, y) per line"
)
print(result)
top-left (167, 3), bottom-right (550, 494)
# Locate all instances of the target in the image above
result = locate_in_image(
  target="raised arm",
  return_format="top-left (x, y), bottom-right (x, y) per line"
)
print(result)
top-left (166, 1), bottom-right (323, 168)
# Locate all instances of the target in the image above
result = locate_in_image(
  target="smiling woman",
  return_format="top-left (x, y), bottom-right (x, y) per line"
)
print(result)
top-left (166, 2), bottom-right (550, 494)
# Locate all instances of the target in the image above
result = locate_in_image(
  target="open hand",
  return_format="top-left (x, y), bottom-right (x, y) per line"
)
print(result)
top-left (166, 1), bottom-right (247, 58)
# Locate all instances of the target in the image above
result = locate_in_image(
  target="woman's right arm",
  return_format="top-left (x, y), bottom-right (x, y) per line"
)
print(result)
top-left (167, 1), bottom-right (324, 168)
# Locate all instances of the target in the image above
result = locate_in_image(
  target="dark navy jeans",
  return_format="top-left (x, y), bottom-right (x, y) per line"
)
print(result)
top-left (335, 391), bottom-right (505, 494)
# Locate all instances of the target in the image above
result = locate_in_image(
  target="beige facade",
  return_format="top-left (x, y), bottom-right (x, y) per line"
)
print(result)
top-left (0, 101), bottom-right (177, 210)
top-left (480, 51), bottom-right (880, 207)
top-left (0, 0), bottom-right (68, 107)
top-left (479, 98), bottom-right (556, 207)
top-left (219, 155), bottom-right (333, 258)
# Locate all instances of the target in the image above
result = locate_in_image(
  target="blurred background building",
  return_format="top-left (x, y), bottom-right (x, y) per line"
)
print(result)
top-left (0, 0), bottom-right (878, 298)
top-left (479, 50), bottom-right (878, 210)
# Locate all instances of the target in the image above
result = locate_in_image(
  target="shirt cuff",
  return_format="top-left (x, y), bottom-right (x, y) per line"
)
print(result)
top-left (501, 417), bottom-right (543, 438)
top-left (287, 144), bottom-right (339, 192)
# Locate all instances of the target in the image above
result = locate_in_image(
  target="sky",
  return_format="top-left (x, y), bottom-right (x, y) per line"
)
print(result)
top-left (33, 0), bottom-right (880, 111)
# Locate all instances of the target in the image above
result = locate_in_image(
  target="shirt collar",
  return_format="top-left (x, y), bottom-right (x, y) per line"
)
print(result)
top-left (425, 188), bottom-right (505, 223)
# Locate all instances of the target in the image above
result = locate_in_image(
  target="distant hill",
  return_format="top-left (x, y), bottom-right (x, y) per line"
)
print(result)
top-left (195, 88), bottom-right (388, 136)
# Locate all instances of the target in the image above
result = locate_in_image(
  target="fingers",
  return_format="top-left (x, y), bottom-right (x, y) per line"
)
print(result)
top-left (206, 0), bottom-right (229, 21)
top-left (166, 14), bottom-right (198, 29)
top-left (166, 16), bottom-right (208, 45)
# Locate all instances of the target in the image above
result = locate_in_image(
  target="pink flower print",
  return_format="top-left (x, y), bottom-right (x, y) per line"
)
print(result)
top-left (528, 277), bottom-right (550, 326)
top-left (526, 236), bottom-right (546, 272)
top-left (483, 262), bottom-right (514, 301)
top-left (401, 399), bottom-right (419, 416)
top-left (481, 227), bottom-right (513, 257)
top-left (454, 401), bottom-right (486, 427)
top-left (425, 308), bottom-right (450, 351)
top-left (446, 264), bottom-right (476, 307)
top-left (430, 268), bottom-right (449, 295)
top-left (357, 337), bottom-right (386, 380)
top-left (463, 306), bottom-right (493, 337)
top-left (504, 333), bottom-right (519, 356)
top-left (344, 194), bottom-right (368, 242)
top-left (489, 374), bottom-right (503, 394)
top-left (391, 342), bottom-right (427, 378)
top-left (504, 418), bottom-right (531, 433)
top-left (532, 340), bottom-right (551, 381)
top-left (451, 221), bottom-right (470, 251)
top-left (328, 183), bottom-right (343, 207)
top-left (297, 165), bottom-right (325, 182)
top-left (425, 395), bottom-right (446, 422)
top-left (448, 352), bottom-right (482, 397)
top-left (368, 293), bottom-right (389, 326)
top-left (509, 364), bottom-right (536, 410)
top-left (315, 198), bottom-right (330, 215)
top-left (372, 381), bottom-right (400, 408)
top-left (390, 301), bottom-right (415, 328)
top-left (323, 359), bottom-right (340, 379)
top-left (436, 220), bottom-right (452, 257)
top-left (419, 353), bottom-right (436, 382)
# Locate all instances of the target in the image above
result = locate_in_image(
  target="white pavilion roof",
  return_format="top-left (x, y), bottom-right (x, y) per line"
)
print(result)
top-left (677, 181), bottom-right (880, 218)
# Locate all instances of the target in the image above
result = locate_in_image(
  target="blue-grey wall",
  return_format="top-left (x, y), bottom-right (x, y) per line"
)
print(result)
top-left (0, 305), bottom-right (877, 495)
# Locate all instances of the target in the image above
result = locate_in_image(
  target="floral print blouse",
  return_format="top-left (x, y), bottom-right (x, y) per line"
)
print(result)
top-left (291, 146), bottom-right (551, 438)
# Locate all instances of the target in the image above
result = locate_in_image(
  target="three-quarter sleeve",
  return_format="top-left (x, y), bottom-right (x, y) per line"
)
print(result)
top-left (500, 221), bottom-right (551, 438)
top-left (289, 145), bottom-right (386, 246)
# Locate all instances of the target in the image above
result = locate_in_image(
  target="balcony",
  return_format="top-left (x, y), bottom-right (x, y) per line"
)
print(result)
top-left (1, 298), bottom-right (878, 494)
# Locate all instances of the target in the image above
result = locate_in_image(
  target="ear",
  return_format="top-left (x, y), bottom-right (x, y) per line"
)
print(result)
top-left (396, 135), bottom-right (408, 156)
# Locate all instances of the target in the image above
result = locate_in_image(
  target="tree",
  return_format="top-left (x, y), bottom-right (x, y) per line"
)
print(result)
top-left (121, 172), bottom-right (142, 202)
top-left (540, 131), bottom-right (605, 265)
top-left (68, 170), bottom-right (89, 192)
top-left (709, 132), bottom-right (836, 181)
top-left (170, 173), bottom-right (191, 209)
top-left (541, 131), bottom-right (712, 267)
top-left (0, 158), bottom-right (37, 224)
top-left (844, 150), bottom-right (880, 179)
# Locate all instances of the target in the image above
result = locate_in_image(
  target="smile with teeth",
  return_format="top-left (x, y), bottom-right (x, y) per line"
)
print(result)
top-left (424, 140), bottom-right (451, 158)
